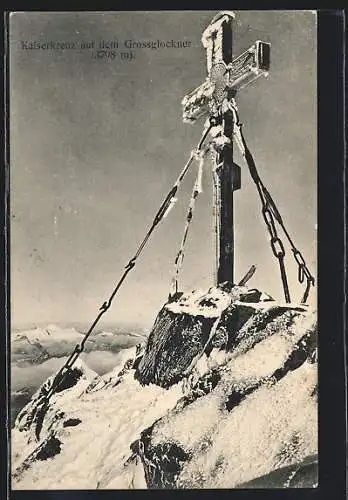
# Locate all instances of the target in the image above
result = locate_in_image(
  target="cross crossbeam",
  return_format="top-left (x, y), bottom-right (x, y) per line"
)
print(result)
top-left (182, 40), bottom-right (270, 123)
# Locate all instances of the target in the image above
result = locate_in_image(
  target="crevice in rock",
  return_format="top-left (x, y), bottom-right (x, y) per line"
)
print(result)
top-left (272, 329), bottom-right (317, 383)
top-left (117, 359), bottom-right (134, 378)
top-left (212, 304), bottom-right (256, 351)
top-left (225, 383), bottom-right (257, 411)
top-left (33, 399), bottom-right (50, 441)
top-left (310, 385), bottom-right (317, 399)
top-left (54, 367), bottom-right (83, 393)
top-left (174, 369), bottom-right (221, 412)
top-left (63, 418), bottom-right (82, 427)
top-left (133, 422), bottom-right (191, 489)
top-left (36, 435), bottom-right (62, 460)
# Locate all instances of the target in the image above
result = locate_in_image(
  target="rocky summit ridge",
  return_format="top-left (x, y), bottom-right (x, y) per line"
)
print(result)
top-left (11, 285), bottom-right (318, 489)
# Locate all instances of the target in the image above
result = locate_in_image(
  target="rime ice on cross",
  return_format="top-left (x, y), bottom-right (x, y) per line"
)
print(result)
top-left (182, 11), bottom-right (270, 286)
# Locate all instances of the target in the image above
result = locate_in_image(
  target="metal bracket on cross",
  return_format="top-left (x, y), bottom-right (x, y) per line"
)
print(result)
top-left (181, 11), bottom-right (271, 286)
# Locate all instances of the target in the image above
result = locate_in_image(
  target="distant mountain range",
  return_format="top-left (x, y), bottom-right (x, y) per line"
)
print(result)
top-left (11, 324), bottom-right (146, 366)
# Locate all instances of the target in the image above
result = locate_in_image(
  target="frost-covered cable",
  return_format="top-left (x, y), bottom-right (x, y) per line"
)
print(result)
top-left (171, 152), bottom-right (206, 295)
top-left (46, 123), bottom-right (213, 401)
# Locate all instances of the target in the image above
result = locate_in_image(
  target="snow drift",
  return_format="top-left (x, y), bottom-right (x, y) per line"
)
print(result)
top-left (11, 286), bottom-right (317, 489)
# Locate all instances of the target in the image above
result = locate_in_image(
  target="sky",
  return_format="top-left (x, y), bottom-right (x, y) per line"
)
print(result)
top-left (10, 10), bottom-right (317, 329)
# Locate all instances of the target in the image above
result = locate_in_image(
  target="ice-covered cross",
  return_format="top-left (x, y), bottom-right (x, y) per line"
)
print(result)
top-left (182, 11), bottom-right (270, 286)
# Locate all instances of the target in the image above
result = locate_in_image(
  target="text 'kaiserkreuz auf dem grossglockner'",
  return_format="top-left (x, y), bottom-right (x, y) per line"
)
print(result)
top-left (20, 39), bottom-right (192, 50)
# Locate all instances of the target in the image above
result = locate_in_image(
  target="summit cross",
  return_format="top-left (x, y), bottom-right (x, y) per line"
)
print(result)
top-left (182, 11), bottom-right (270, 286)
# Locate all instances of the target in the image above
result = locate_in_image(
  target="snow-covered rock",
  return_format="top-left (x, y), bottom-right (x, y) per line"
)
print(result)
top-left (11, 286), bottom-right (317, 489)
top-left (135, 286), bottom-right (307, 389)
top-left (12, 345), bottom-right (183, 489)
top-left (133, 312), bottom-right (317, 488)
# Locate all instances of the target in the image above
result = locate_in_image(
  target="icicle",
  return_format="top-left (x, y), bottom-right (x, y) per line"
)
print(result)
top-left (227, 100), bottom-right (246, 156)
top-left (162, 197), bottom-right (178, 219)
top-left (212, 134), bottom-right (231, 151)
top-left (210, 124), bottom-right (224, 138)
top-left (195, 157), bottom-right (204, 194)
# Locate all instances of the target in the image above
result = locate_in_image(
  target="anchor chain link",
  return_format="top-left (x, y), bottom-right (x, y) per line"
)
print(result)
top-left (227, 98), bottom-right (315, 304)
top-left (258, 186), bottom-right (291, 303)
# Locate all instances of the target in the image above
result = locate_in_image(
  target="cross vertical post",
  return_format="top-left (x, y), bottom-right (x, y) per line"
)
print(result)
top-left (216, 100), bottom-right (236, 285)
top-left (214, 17), bottom-right (235, 285)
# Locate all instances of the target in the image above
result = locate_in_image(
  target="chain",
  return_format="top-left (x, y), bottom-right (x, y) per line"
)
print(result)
top-left (261, 183), bottom-right (315, 302)
top-left (46, 123), bottom-right (213, 401)
top-left (227, 99), bottom-right (315, 304)
top-left (259, 184), bottom-right (291, 303)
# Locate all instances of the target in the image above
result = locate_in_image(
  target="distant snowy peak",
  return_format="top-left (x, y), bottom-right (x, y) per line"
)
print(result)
top-left (13, 325), bottom-right (83, 343)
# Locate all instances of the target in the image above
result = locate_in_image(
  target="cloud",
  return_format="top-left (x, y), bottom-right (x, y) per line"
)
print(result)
top-left (11, 357), bottom-right (64, 393)
top-left (81, 350), bottom-right (122, 375)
